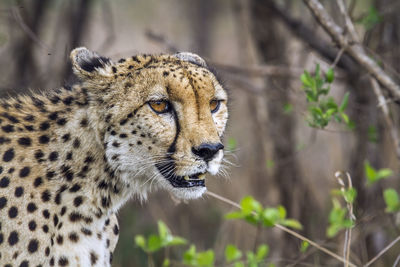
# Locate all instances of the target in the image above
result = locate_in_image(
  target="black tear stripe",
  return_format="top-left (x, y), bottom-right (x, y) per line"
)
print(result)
top-left (167, 106), bottom-right (180, 154)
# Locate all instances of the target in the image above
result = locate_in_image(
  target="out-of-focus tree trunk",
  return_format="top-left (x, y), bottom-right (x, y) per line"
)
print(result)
top-left (249, 0), bottom-right (318, 258)
top-left (9, 0), bottom-right (49, 92)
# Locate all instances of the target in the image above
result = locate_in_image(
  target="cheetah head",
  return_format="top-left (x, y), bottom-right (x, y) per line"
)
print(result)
top-left (71, 48), bottom-right (228, 200)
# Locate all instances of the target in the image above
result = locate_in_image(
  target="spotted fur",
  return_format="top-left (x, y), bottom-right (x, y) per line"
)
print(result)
top-left (0, 47), bottom-right (228, 266)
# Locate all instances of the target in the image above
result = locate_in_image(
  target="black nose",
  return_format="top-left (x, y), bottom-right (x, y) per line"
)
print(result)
top-left (192, 143), bottom-right (224, 162)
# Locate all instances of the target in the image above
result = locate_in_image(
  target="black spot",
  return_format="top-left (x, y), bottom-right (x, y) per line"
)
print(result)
top-left (63, 96), bottom-right (74, 105)
top-left (80, 118), bottom-right (88, 127)
top-left (110, 130), bottom-right (116, 136)
top-left (119, 133), bottom-right (127, 138)
top-left (112, 141), bottom-right (120, 147)
top-left (163, 71), bottom-right (169, 77)
top-left (28, 220), bottom-right (37, 231)
top-left (69, 212), bottom-right (83, 222)
top-left (39, 121), bottom-right (50, 131)
top-left (131, 130), bottom-right (137, 135)
top-left (24, 125), bottom-right (34, 131)
top-left (19, 166), bottom-right (30, 178)
top-left (14, 186), bottom-right (23, 197)
top-left (18, 137), bottom-right (32, 146)
top-left (56, 118), bottom-right (67, 126)
top-left (112, 66), bottom-right (117, 73)
top-left (0, 166), bottom-right (2, 174)
top-left (53, 214), bottom-right (59, 227)
top-left (81, 228), bottom-right (92, 236)
top-left (119, 118), bottom-right (128, 125)
top-left (8, 231), bottom-right (18, 246)
top-left (56, 234), bottom-right (63, 244)
top-left (8, 167), bottom-right (14, 173)
top-left (50, 257), bottom-right (54, 266)
top-left (0, 136), bottom-right (11, 144)
top-left (24, 115), bottom-right (35, 122)
top-left (48, 112), bottom-right (58, 120)
top-left (42, 209), bottom-right (50, 219)
top-left (69, 232), bottom-right (79, 242)
top-left (27, 202), bottom-right (37, 213)
top-left (46, 171), bottom-right (55, 179)
top-left (73, 196), bottom-right (83, 207)
top-left (42, 225), bottom-right (49, 233)
top-left (8, 206), bottom-right (18, 218)
top-left (90, 251), bottom-right (98, 265)
top-left (73, 138), bottom-right (80, 148)
top-left (0, 176), bottom-right (9, 188)
top-left (3, 148), bottom-right (14, 162)
top-left (69, 183), bottom-right (81, 192)
top-left (113, 224), bottom-right (119, 235)
top-left (58, 256), bottom-right (68, 266)
top-left (137, 141), bottom-right (142, 145)
top-left (66, 152), bottom-right (73, 160)
top-left (39, 135), bottom-right (50, 144)
top-left (2, 125), bottom-right (14, 133)
top-left (34, 177), bottom-right (43, 187)
top-left (41, 190), bottom-right (51, 202)
top-left (50, 95), bottom-right (60, 104)
top-left (0, 196), bottom-right (7, 209)
top-left (19, 260), bottom-right (29, 267)
top-left (34, 150), bottom-right (44, 160)
top-left (28, 239), bottom-right (39, 253)
top-left (48, 151), bottom-right (58, 161)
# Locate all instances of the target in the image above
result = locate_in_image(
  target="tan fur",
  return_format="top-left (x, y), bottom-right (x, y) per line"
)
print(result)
top-left (0, 48), bottom-right (228, 266)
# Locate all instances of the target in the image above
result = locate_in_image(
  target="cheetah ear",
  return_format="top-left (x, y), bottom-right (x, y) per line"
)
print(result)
top-left (70, 47), bottom-right (113, 79)
top-left (174, 52), bottom-right (207, 67)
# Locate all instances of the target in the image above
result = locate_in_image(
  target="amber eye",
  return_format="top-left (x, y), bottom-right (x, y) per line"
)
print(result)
top-left (210, 100), bottom-right (221, 113)
top-left (148, 100), bottom-right (170, 114)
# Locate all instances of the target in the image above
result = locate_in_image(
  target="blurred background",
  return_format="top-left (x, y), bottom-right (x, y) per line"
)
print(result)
top-left (0, 0), bottom-right (399, 266)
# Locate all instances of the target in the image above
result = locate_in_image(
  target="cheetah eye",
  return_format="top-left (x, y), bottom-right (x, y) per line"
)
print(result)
top-left (210, 100), bottom-right (221, 113)
top-left (148, 100), bottom-right (171, 114)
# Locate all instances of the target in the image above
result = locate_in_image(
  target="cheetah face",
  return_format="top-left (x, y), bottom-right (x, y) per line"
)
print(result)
top-left (71, 48), bottom-right (228, 200)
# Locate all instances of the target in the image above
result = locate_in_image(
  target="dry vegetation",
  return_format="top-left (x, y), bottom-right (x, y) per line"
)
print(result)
top-left (0, 0), bottom-right (399, 266)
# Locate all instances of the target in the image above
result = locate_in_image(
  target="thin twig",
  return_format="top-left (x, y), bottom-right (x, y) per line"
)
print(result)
top-left (205, 191), bottom-right (357, 267)
top-left (364, 235), bottom-right (400, 267)
top-left (303, 0), bottom-right (400, 99)
top-left (393, 254), bottom-right (400, 267)
top-left (336, 0), bottom-right (359, 43)
top-left (370, 77), bottom-right (400, 159)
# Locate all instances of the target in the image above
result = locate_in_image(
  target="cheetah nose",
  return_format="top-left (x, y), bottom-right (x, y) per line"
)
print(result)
top-left (192, 143), bottom-right (224, 162)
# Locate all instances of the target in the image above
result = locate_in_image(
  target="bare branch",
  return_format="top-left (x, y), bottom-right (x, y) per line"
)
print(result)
top-left (303, 0), bottom-right (400, 99)
top-left (370, 77), bottom-right (400, 159)
top-left (364, 235), bottom-right (400, 267)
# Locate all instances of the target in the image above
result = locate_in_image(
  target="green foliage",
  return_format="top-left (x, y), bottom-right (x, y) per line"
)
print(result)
top-left (227, 137), bottom-right (238, 152)
top-left (300, 241), bottom-right (309, 253)
top-left (225, 196), bottom-right (302, 230)
top-left (357, 6), bottom-right (382, 30)
top-left (384, 189), bottom-right (400, 213)
top-left (367, 125), bottom-right (378, 143)
top-left (364, 161), bottom-right (393, 186)
top-left (332, 188), bottom-right (357, 204)
top-left (224, 244), bottom-right (270, 267)
top-left (283, 103), bottom-right (293, 114)
top-left (326, 199), bottom-right (355, 238)
top-left (300, 64), bottom-right (352, 129)
top-left (135, 221), bottom-right (187, 253)
top-left (183, 245), bottom-right (215, 267)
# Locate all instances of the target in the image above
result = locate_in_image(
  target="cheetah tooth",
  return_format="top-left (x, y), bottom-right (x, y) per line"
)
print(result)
top-left (198, 174), bottom-right (205, 180)
top-left (184, 176), bottom-right (190, 181)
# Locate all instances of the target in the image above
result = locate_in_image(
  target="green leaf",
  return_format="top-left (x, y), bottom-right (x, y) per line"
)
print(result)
top-left (225, 211), bottom-right (246, 220)
top-left (358, 6), bottom-right (382, 30)
top-left (158, 221), bottom-right (169, 240)
top-left (147, 234), bottom-right (162, 252)
top-left (225, 244), bottom-right (242, 263)
top-left (277, 206), bottom-right (286, 219)
top-left (280, 219), bottom-right (303, 230)
top-left (325, 68), bottom-right (334, 83)
top-left (261, 208), bottom-right (280, 227)
top-left (376, 169), bottom-right (393, 179)
top-left (343, 188), bottom-right (357, 204)
top-left (234, 262), bottom-right (245, 267)
top-left (167, 236), bottom-right (187, 246)
top-left (339, 92), bottom-right (349, 112)
top-left (241, 196), bottom-right (262, 214)
top-left (256, 244), bottom-right (269, 261)
top-left (365, 161), bottom-right (377, 185)
top-left (197, 250), bottom-right (215, 267)
top-left (183, 245), bottom-right (197, 265)
top-left (300, 241), bottom-right (309, 253)
top-left (134, 235), bottom-right (146, 251)
top-left (162, 258), bottom-right (170, 267)
top-left (384, 189), bottom-right (400, 213)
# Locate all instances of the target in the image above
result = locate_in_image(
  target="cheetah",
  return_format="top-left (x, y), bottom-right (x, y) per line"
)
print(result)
top-left (0, 48), bottom-right (228, 266)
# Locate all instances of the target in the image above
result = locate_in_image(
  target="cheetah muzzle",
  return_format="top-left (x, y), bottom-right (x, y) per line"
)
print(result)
top-left (0, 47), bottom-right (228, 266)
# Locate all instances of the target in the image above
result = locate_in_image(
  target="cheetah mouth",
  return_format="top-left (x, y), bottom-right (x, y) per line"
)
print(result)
top-left (155, 161), bottom-right (206, 188)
